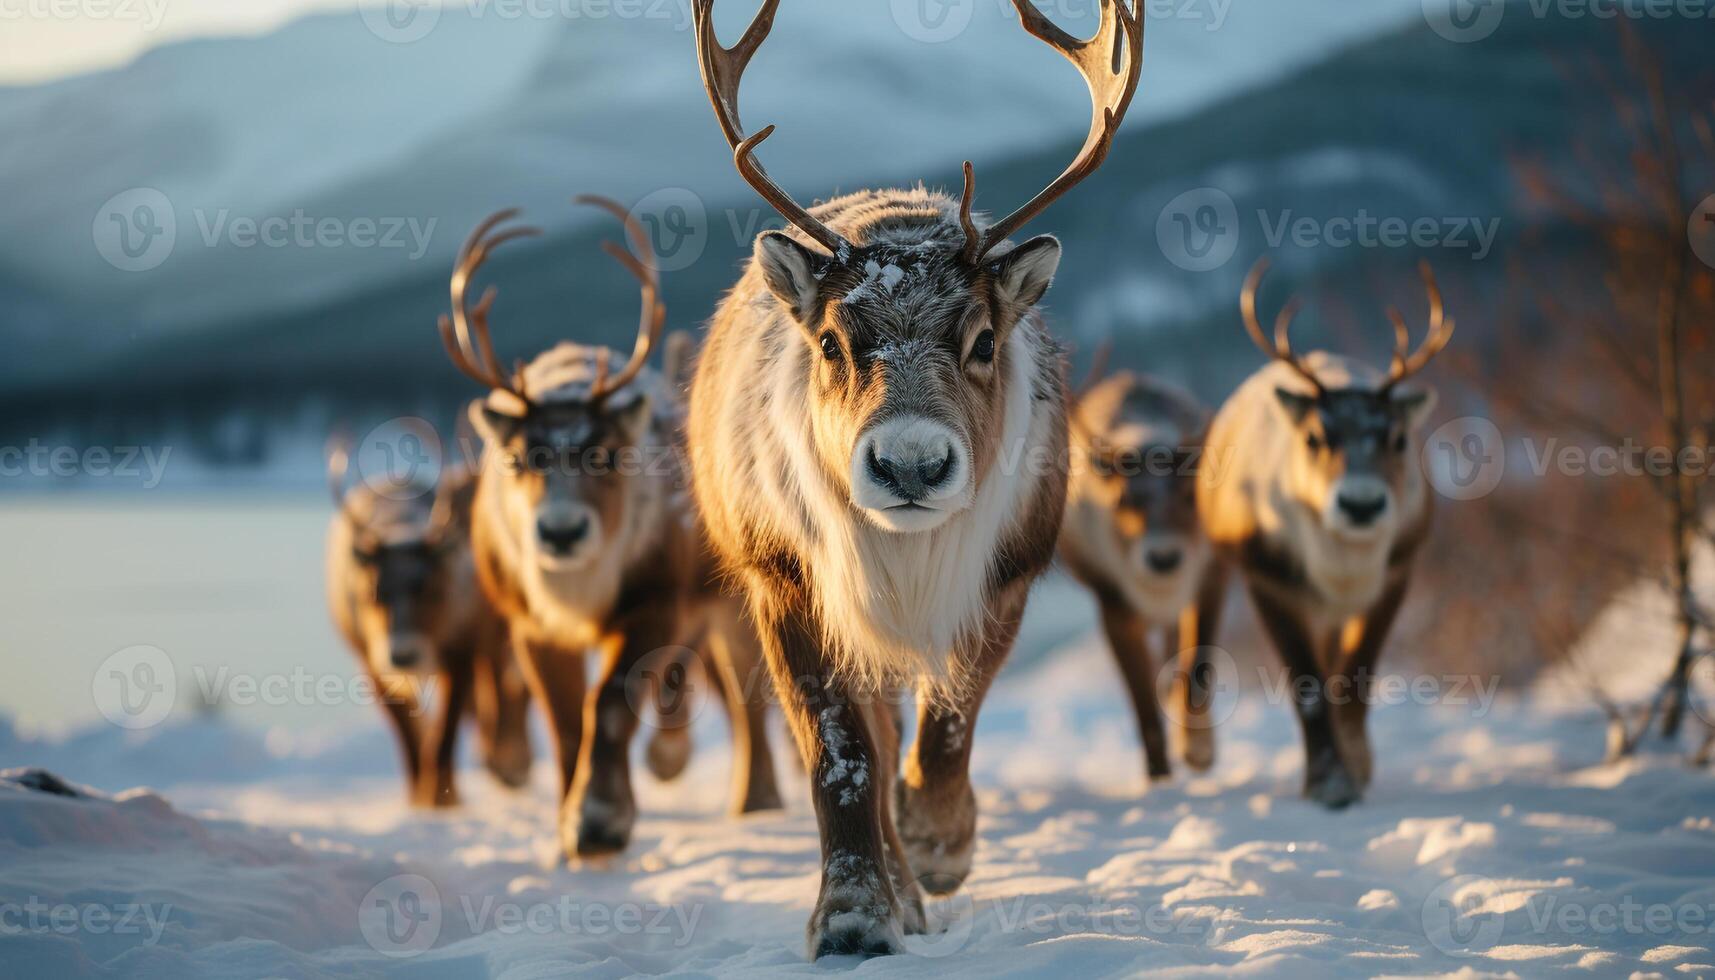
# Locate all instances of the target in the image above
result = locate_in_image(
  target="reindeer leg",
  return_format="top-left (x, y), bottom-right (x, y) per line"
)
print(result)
top-left (643, 646), bottom-right (697, 783)
top-left (1174, 562), bottom-right (1228, 772)
top-left (1331, 576), bottom-right (1410, 792)
top-left (416, 650), bottom-right (474, 808)
top-left (1098, 595), bottom-right (1173, 782)
top-left (761, 600), bottom-right (905, 959)
top-left (897, 581), bottom-right (1027, 897)
top-left (372, 671), bottom-right (424, 805)
top-left (705, 611), bottom-right (783, 814)
top-left (570, 600), bottom-right (677, 857)
top-left (510, 625), bottom-right (587, 860)
top-left (472, 617), bottom-right (533, 789)
top-left (1247, 582), bottom-right (1359, 809)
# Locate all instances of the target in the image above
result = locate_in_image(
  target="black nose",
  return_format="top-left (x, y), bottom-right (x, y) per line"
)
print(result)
top-left (390, 643), bottom-right (424, 669)
top-left (1145, 548), bottom-right (1183, 574)
top-left (1336, 494), bottom-right (1387, 526)
top-left (867, 444), bottom-right (953, 502)
top-left (538, 517), bottom-right (590, 554)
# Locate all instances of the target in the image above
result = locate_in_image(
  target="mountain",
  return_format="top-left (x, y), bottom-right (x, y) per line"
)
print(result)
top-left (0, 1), bottom-right (1710, 471)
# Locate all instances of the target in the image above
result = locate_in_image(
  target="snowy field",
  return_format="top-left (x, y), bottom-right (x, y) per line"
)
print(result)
top-left (4, 624), bottom-right (1715, 977)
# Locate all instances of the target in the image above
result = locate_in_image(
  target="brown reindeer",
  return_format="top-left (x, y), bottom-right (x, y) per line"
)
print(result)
top-left (1059, 371), bottom-right (1225, 781)
top-left (440, 199), bottom-right (782, 859)
top-left (325, 449), bottom-right (533, 807)
top-left (687, 0), bottom-right (1142, 958)
top-left (1199, 258), bottom-right (1452, 808)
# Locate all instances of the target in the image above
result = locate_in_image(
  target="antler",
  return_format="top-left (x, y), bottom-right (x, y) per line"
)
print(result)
top-left (960, 0), bottom-right (1144, 264)
top-left (438, 209), bottom-right (542, 404)
top-left (692, 0), bottom-right (851, 257)
top-left (1241, 258), bottom-right (1326, 398)
top-left (1382, 260), bottom-right (1455, 393)
top-left (574, 194), bottom-right (666, 405)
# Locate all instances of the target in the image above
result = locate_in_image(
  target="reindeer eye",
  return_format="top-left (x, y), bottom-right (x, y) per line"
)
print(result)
top-left (971, 329), bottom-right (996, 364)
top-left (1305, 433), bottom-right (1322, 453)
top-left (819, 332), bottom-right (841, 362)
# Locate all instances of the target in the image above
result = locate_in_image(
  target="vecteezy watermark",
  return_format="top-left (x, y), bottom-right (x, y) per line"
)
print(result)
top-left (0, 440), bottom-right (172, 489)
top-left (630, 187), bottom-right (710, 273)
top-left (1425, 0), bottom-right (1715, 43)
top-left (891, 0), bottom-right (1231, 44)
top-left (0, 0), bottom-right (168, 30)
top-left (1157, 188), bottom-right (1241, 273)
top-left (92, 645), bottom-right (441, 731)
top-left (1691, 195), bottom-right (1715, 271)
top-left (914, 894), bottom-right (1220, 957)
top-left (361, 0), bottom-right (696, 43)
top-left (1155, 645), bottom-right (1241, 730)
top-left (94, 189), bottom-right (437, 272)
top-left (92, 645), bottom-right (176, 730)
top-left (94, 188), bottom-right (176, 273)
top-left (353, 417), bottom-right (444, 502)
top-left (1156, 191), bottom-right (1501, 271)
top-left (358, 874), bottom-right (704, 957)
top-left (1423, 417), bottom-right (1506, 502)
top-left (1423, 874), bottom-right (1715, 956)
top-left (0, 898), bottom-right (173, 946)
top-left (360, 875), bottom-right (443, 958)
top-left (623, 645), bottom-right (715, 731)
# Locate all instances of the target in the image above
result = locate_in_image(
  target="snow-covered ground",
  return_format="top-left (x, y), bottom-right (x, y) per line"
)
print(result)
top-left (4, 627), bottom-right (1713, 978)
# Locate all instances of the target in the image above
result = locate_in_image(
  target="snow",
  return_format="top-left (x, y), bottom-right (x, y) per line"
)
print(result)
top-left (3, 629), bottom-right (1713, 978)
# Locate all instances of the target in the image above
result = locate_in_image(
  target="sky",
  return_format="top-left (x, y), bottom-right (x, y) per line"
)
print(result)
top-left (0, 0), bottom-right (355, 83)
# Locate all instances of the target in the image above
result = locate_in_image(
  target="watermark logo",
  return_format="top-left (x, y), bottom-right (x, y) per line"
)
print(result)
top-left (1422, 874), bottom-right (1504, 955)
top-left (891, 0), bottom-right (977, 42)
top-left (624, 645), bottom-right (715, 731)
top-left (1423, 0), bottom-right (1505, 42)
top-left (1424, 416), bottom-right (1506, 501)
top-left (1157, 187), bottom-right (1240, 272)
top-left (1691, 194), bottom-right (1715, 271)
top-left (355, 417), bottom-right (444, 501)
top-left (631, 188), bottom-right (708, 273)
top-left (94, 188), bottom-right (176, 273)
top-left (361, 0), bottom-right (443, 43)
top-left (912, 884), bottom-right (977, 958)
top-left (92, 645), bottom-right (176, 730)
top-left (1156, 645), bottom-right (1240, 729)
top-left (359, 874), bottom-right (443, 958)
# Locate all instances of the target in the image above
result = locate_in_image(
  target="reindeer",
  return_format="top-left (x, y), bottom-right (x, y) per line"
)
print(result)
top-left (325, 449), bottom-right (533, 807)
top-left (1198, 258), bottom-right (1452, 808)
top-left (686, 0), bottom-right (1142, 957)
top-left (1058, 371), bottom-right (1225, 781)
top-left (439, 198), bottom-right (782, 859)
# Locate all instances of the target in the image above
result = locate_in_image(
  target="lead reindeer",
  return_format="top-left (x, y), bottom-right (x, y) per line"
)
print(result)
top-left (440, 198), bottom-right (782, 859)
top-left (1199, 258), bottom-right (1452, 808)
top-left (687, 0), bottom-right (1142, 958)
top-left (325, 449), bottom-right (534, 807)
top-left (1059, 371), bottom-right (1225, 781)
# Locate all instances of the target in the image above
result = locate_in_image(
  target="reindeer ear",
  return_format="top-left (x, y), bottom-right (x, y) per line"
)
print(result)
top-left (1390, 384), bottom-right (1438, 430)
top-left (992, 235), bottom-right (1061, 312)
top-left (467, 399), bottom-right (523, 448)
top-left (756, 232), bottom-right (825, 324)
top-left (1273, 386), bottom-right (1318, 424)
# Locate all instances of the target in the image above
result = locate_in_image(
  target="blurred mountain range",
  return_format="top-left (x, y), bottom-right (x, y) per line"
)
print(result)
top-left (0, 0), bottom-right (1710, 477)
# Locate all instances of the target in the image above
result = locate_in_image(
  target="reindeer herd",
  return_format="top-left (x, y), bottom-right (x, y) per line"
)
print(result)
top-left (323, 0), bottom-right (1454, 959)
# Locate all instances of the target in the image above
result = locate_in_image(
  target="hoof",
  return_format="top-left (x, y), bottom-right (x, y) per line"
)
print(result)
top-left (574, 794), bottom-right (636, 857)
top-left (484, 742), bottom-right (533, 790)
top-left (411, 779), bottom-right (459, 809)
top-left (895, 781), bottom-right (975, 896)
top-left (1180, 729), bottom-right (1216, 772)
top-left (1304, 767), bottom-right (1361, 810)
top-left (810, 910), bottom-right (904, 960)
top-left (645, 727), bottom-right (692, 782)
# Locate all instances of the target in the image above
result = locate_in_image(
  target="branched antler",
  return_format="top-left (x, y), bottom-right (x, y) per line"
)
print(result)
top-left (1241, 258), bottom-right (1325, 397)
top-left (437, 209), bottom-right (542, 406)
top-left (574, 194), bottom-right (665, 406)
top-left (960, 0), bottom-right (1144, 264)
top-left (1382, 260), bottom-right (1456, 394)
